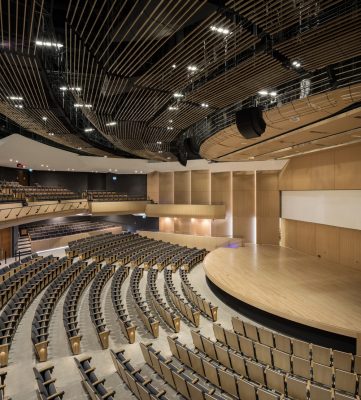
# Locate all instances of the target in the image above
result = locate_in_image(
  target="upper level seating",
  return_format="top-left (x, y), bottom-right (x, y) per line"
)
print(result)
top-left (31, 260), bottom-right (85, 362)
top-left (179, 267), bottom-right (218, 321)
top-left (1, 180), bottom-right (79, 201)
top-left (88, 264), bottom-right (116, 349)
top-left (85, 190), bottom-right (147, 201)
top-left (63, 262), bottom-right (101, 355)
top-left (34, 364), bottom-right (64, 400)
top-left (0, 256), bottom-right (69, 367)
top-left (111, 348), bottom-right (169, 400)
top-left (0, 193), bottom-right (17, 203)
top-left (75, 356), bottom-right (115, 400)
top-left (26, 221), bottom-right (115, 241)
top-left (111, 266), bottom-right (136, 343)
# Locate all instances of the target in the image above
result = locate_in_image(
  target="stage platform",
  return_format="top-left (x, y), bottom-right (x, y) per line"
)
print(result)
top-left (204, 245), bottom-right (361, 353)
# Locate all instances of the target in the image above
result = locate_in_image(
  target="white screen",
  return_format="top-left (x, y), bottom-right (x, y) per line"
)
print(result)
top-left (281, 190), bottom-right (361, 230)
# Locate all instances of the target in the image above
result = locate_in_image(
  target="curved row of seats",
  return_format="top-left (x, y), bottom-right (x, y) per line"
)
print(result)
top-left (130, 267), bottom-right (159, 338)
top-left (179, 267), bottom-right (218, 321)
top-left (89, 264), bottom-right (116, 349)
top-left (32, 260), bottom-right (85, 362)
top-left (232, 316), bottom-right (359, 373)
top-left (66, 232), bottom-right (114, 258)
top-left (164, 267), bottom-right (200, 327)
top-left (212, 323), bottom-right (360, 400)
top-left (85, 190), bottom-right (147, 202)
top-left (0, 256), bottom-right (68, 367)
top-left (0, 253), bottom-right (39, 282)
top-left (111, 348), bottom-right (169, 400)
top-left (129, 241), bottom-right (173, 268)
top-left (75, 356), bottom-right (115, 400)
top-left (142, 243), bottom-right (178, 270)
top-left (110, 266), bottom-right (137, 343)
top-left (63, 261), bottom-right (101, 355)
top-left (140, 341), bottom-right (230, 400)
top-left (169, 247), bottom-right (206, 273)
top-left (0, 255), bottom-right (53, 307)
top-left (147, 268), bottom-right (181, 333)
top-left (182, 248), bottom-right (208, 272)
top-left (34, 364), bottom-right (64, 400)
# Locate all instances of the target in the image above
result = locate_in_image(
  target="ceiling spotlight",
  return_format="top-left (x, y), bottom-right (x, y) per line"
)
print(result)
top-left (9, 159), bottom-right (13, 162)
top-left (269, 91), bottom-right (277, 97)
top-left (74, 103), bottom-right (92, 108)
top-left (42, 116), bottom-right (48, 121)
top-left (167, 126), bottom-right (174, 130)
top-left (168, 119), bottom-right (173, 123)
top-left (140, 170), bottom-right (143, 173)
top-left (157, 141), bottom-right (162, 144)
top-left (7, 96), bottom-right (23, 101)
top-left (60, 86), bottom-right (67, 91)
top-left (168, 106), bottom-right (178, 111)
top-left (292, 60), bottom-right (301, 68)
top-left (15, 104), bottom-right (23, 109)
top-left (135, 170), bottom-right (138, 173)
top-left (158, 150), bottom-right (163, 154)
top-left (78, 147), bottom-right (82, 150)
top-left (210, 26), bottom-right (230, 35)
top-left (60, 86), bottom-right (81, 91)
top-left (105, 121), bottom-right (117, 126)
top-left (15, 160), bottom-right (18, 163)
top-left (171, 64), bottom-right (177, 69)
top-left (104, 155), bottom-right (107, 158)
top-left (84, 128), bottom-right (94, 132)
top-left (173, 92), bottom-right (184, 98)
top-left (187, 65), bottom-right (198, 72)
top-left (71, 168), bottom-right (74, 171)
top-left (35, 40), bottom-right (63, 48)
top-left (167, 157), bottom-right (171, 160)
top-left (41, 164), bottom-right (44, 167)
top-left (258, 90), bottom-right (268, 96)
top-left (48, 132), bottom-right (54, 136)
top-left (201, 103), bottom-right (209, 108)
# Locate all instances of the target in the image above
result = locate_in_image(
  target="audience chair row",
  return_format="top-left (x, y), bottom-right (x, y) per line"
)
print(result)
top-left (142, 243), bottom-right (179, 270)
top-left (89, 264), bottom-right (116, 349)
top-left (0, 370), bottom-right (7, 400)
top-left (34, 364), bottom-right (64, 400)
top-left (130, 267), bottom-right (159, 338)
top-left (0, 253), bottom-right (39, 281)
top-left (75, 356), bottom-right (115, 400)
top-left (182, 248), bottom-right (208, 272)
top-left (147, 268), bottom-right (181, 333)
top-left (111, 266), bottom-right (137, 343)
top-left (0, 256), bottom-right (68, 367)
top-left (164, 268), bottom-right (200, 327)
top-left (63, 262), bottom-right (101, 354)
top-left (32, 260), bottom-right (85, 362)
top-left (111, 348), bottom-right (169, 400)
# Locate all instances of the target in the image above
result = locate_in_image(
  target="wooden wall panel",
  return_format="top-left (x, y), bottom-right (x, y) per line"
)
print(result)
top-left (190, 218), bottom-right (211, 236)
top-left (174, 218), bottom-right (191, 234)
top-left (315, 224), bottom-right (340, 263)
top-left (211, 172), bottom-right (232, 237)
top-left (191, 170), bottom-right (210, 204)
top-left (339, 228), bottom-right (361, 269)
top-left (232, 173), bottom-right (255, 242)
top-left (159, 172), bottom-right (174, 204)
top-left (311, 150), bottom-right (335, 189)
top-left (256, 172), bottom-right (280, 245)
top-left (335, 144), bottom-right (361, 189)
top-left (159, 217), bottom-right (174, 233)
top-left (296, 220), bottom-right (316, 255)
top-left (0, 227), bottom-right (12, 259)
top-left (280, 218), bottom-right (297, 248)
top-left (174, 171), bottom-right (190, 204)
top-left (147, 172), bottom-right (159, 203)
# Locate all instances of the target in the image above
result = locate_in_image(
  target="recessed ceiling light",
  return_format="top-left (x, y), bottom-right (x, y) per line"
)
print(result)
top-left (84, 128), bottom-right (94, 132)
top-left (135, 170), bottom-right (138, 173)
top-left (201, 103), bottom-right (209, 108)
top-left (158, 150), bottom-right (163, 154)
top-left (15, 104), bottom-right (23, 108)
top-left (173, 92), bottom-right (184, 98)
top-left (15, 160), bottom-right (18, 163)
top-left (41, 164), bottom-right (44, 167)
top-left (157, 141), bottom-right (162, 145)
top-left (48, 132), bottom-right (54, 136)
top-left (187, 65), bottom-right (198, 72)
top-left (35, 40), bottom-right (63, 48)
top-left (168, 106), bottom-right (178, 111)
top-left (292, 60), bottom-right (301, 68)
top-left (78, 147), bottom-right (82, 150)
top-left (167, 126), bottom-right (173, 130)
top-left (269, 91), bottom-right (277, 97)
top-left (42, 116), bottom-right (47, 121)
top-left (168, 119), bottom-right (173, 123)
top-left (104, 155), bottom-right (107, 158)
top-left (167, 157), bottom-right (171, 160)
top-left (74, 103), bottom-right (92, 108)
top-left (72, 168), bottom-right (74, 171)
top-left (258, 90), bottom-right (268, 96)
top-left (9, 158), bottom-right (13, 162)
top-left (7, 96), bottom-right (23, 101)
top-left (105, 121), bottom-right (117, 126)
top-left (140, 170), bottom-right (143, 173)
top-left (171, 64), bottom-right (176, 69)
top-left (46, 165), bottom-right (48, 167)
top-left (210, 26), bottom-right (230, 35)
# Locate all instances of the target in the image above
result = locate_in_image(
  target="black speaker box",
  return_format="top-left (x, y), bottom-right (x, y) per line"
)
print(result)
top-left (235, 106), bottom-right (266, 139)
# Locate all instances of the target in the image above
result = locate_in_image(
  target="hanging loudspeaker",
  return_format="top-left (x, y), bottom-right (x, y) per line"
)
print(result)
top-left (235, 106), bottom-right (266, 139)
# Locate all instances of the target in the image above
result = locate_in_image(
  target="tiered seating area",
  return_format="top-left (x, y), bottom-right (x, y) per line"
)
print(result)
top-left (1, 181), bottom-right (79, 201)
top-left (1, 230), bottom-right (360, 400)
top-left (86, 190), bottom-right (147, 202)
top-left (26, 220), bottom-right (116, 241)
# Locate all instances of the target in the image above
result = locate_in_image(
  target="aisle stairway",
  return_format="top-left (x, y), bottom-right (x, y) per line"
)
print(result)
top-left (16, 235), bottom-right (32, 257)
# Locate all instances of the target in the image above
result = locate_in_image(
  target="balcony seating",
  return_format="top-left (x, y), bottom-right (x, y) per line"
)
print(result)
top-left (147, 268), bottom-right (181, 332)
top-left (4, 182), bottom-right (79, 201)
top-left (164, 268), bottom-right (200, 327)
top-left (89, 264), bottom-right (116, 349)
top-left (0, 193), bottom-right (16, 203)
top-left (110, 266), bottom-right (136, 343)
top-left (130, 267), bottom-right (159, 338)
top-left (110, 348), bottom-right (170, 399)
top-left (75, 356), bottom-right (115, 400)
top-left (86, 190), bottom-right (147, 202)
top-left (34, 364), bottom-right (64, 400)
top-left (179, 267), bottom-right (218, 321)
top-left (0, 256), bottom-right (69, 367)
top-left (63, 262), bottom-right (101, 354)
top-left (32, 260), bottom-right (85, 362)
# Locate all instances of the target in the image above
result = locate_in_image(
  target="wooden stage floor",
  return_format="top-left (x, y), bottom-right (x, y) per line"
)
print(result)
top-left (204, 245), bottom-right (361, 341)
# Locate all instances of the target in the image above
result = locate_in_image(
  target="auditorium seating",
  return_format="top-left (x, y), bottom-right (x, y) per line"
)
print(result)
top-left (26, 220), bottom-right (115, 241)
top-left (0, 256), bottom-right (68, 367)
top-left (0, 370), bottom-right (6, 400)
top-left (110, 266), bottom-right (136, 343)
top-left (111, 348), bottom-right (169, 399)
top-left (0, 193), bottom-right (16, 203)
top-left (0, 252), bottom-right (40, 284)
top-left (63, 262), bottom-right (101, 354)
top-left (179, 267), bottom-right (218, 321)
top-left (130, 267), bottom-right (159, 338)
top-left (147, 268), bottom-right (181, 332)
top-left (140, 341), bottom-right (231, 400)
top-left (34, 364), bottom-right (64, 400)
top-left (89, 264), bottom-right (116, 349)
top-left (86, 190), bottom-right (147, 202)
top-left (75, 356), bottom-right (115, 400)
top-left (32, 260), bottom-right (85, 361)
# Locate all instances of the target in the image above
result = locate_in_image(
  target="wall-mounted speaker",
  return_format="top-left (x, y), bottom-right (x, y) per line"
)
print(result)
top-left (235, 106), bottom-right (266, 139)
